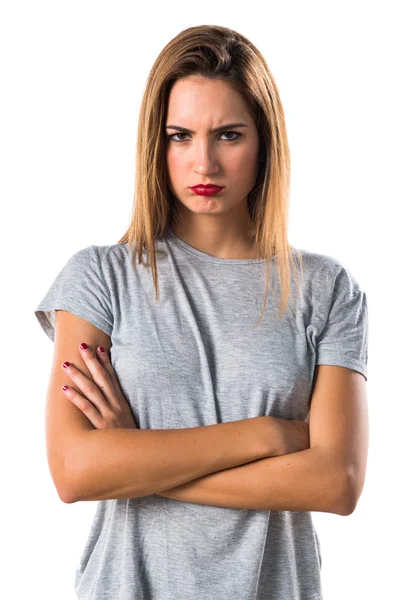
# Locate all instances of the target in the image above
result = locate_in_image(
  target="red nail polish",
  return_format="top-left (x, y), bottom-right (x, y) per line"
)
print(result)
top-left (80, 343), bottom-right (88, 350)
top-left (98, 346), bottom-right (105, 354)
top-left (62, 362), bottom-right (70, 368)
top-left (62, 385), bottom-right (69, 391)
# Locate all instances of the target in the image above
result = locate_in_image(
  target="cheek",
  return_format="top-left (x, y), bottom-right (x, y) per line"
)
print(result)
top-left (231, 140), bottom-right (258, 165)
top-left (166, 149), bottom-right (185, 177)
top-left (229, 149), bottom-right (259, 182)
top-left (234, 151), bottom-right (257, 168)
top-left (165, 150), bottom-right (185, 195)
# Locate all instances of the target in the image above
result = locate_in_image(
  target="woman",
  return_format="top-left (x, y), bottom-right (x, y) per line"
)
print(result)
top-left (34, 25), bottom-right (369, 600)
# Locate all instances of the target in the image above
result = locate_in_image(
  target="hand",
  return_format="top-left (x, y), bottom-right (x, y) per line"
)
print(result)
top-left (61, 343), bottom-right (137, 430)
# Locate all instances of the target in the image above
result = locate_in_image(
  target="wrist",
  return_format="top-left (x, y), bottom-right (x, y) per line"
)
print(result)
top-left (260, 416), bottom-right (287, 457)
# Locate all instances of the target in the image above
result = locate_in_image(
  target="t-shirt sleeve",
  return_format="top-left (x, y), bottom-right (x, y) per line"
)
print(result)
top-left (34, 245), bottom-right (113, 342)
top-left (316, 264), bottom-right (369, 381)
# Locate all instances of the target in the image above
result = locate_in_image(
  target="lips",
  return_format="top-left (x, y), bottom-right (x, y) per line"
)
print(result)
top-left (191, 184), bottom-right (224, 190)
top-left (191, 186), bottom-right (224, 196)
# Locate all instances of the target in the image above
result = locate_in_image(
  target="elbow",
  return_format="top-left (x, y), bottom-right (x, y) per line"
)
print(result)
top-left (56, 470), bottom-right (80, 504)
top-left (50, 476), bottom-right (78, 504)
top-left (60, 471), bottom-right (81, 503)
top-left (58, 485), bottom-right (78, 504)
top-left (339, 463), bottom-right (367, 516)
top-left (47, 456), bottom-right (78, 504)
top-left (54, 456), bottom-right (83, 504)
top-left (334, 470), bottom-right (358, 516)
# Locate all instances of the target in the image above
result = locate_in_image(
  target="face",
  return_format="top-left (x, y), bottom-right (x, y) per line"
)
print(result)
top-left (165, 75), bottom-right (260, 223)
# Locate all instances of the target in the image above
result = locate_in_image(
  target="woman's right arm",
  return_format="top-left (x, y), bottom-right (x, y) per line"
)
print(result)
top-left (47, 311), bottom-right (289, 504)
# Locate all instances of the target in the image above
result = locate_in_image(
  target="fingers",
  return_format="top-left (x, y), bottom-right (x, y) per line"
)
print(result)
top-left (63, 384), bottom-right (108, 429)
top-left (78, 344), bottom-right (117, 405)
top-left (93, 346), bottom-right (128, 407)
top-left (61, 357), bottom-right (110, 419)
top-left (61, 343), bottom-right (123, 417)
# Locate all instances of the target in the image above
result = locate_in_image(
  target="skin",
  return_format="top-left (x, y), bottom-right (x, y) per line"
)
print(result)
top-left (165, 75), bottom-right (262, 259)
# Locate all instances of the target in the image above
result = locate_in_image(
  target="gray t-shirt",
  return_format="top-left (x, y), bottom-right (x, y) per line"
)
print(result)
top-left (34, 228), bottom-right (368, 600)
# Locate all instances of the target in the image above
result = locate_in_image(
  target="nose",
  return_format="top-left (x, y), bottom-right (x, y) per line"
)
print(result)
top-left (192, 141), bottom-right (220, 175)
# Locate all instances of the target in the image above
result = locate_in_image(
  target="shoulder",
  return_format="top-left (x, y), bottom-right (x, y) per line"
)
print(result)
top-left (93, 242), bottom-right (131, 263)
top-left (291, 247), bottom-right (365, 312)
top-left (294, 246), bottom-right (345, 272)
top-left (60, 244), bottom-right (131, 276)
top-left (294, 247), bottom-right (362, 288)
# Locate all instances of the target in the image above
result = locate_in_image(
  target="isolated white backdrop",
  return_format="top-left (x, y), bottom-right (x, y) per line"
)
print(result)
top-left (1, 1), bottom-right (398, 599)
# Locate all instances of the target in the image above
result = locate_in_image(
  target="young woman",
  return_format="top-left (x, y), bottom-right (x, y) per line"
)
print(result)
top-left (34, 24), bottom-right (369, 600)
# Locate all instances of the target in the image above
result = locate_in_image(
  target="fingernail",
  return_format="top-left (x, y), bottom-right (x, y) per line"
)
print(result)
top-left (62, 362), bottom-right (70, 369)
top-left (98, 346), bottom-right (105, 354)
top-left (80, 342), bottom-right (88, 350)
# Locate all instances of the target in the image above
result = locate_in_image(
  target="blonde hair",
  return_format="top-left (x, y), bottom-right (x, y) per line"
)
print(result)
top-left (117, 24), bottom-right (304, 326)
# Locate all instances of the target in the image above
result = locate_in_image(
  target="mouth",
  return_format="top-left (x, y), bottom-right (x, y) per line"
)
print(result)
top-left (190, 185), bottom-right (224, 196)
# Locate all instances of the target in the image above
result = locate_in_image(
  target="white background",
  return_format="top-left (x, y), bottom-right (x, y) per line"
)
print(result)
top-left (1, 1), bottom-right (398, 598)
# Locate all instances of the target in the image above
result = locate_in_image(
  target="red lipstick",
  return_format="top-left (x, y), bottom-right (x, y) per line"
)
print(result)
top-left (190, 184), bottom-right (224, 196)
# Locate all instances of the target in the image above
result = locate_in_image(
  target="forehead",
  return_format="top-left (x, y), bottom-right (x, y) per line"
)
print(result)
top-left (166, 76), bottom-right (250, 121)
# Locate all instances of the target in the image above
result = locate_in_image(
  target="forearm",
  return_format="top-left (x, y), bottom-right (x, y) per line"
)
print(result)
top-left (65, 417), bottom-right (271, 503)
top-left (157, 446), bottom-right (350, 515)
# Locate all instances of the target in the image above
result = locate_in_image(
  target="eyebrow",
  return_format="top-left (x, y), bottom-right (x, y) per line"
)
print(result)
top-left (165, 123), bottom-right (249, 134)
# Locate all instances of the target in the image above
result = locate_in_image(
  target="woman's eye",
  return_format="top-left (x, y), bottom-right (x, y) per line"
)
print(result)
top-left (221, 131), bottom-right (240, 140)
top-left (168, 131), bottom-right (241, 142)
top-left (169, 132), bottom-right (189, 142)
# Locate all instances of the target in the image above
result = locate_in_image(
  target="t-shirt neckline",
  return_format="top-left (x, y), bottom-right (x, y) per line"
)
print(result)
top-left (163, 227), bottom-right (269, 265)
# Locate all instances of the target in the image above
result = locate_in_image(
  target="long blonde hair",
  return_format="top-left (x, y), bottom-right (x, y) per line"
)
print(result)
top-left (117, 24), bottom-right (304, 325)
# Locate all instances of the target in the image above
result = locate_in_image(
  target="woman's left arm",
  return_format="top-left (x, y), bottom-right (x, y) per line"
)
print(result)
top-left (159, 364), bottom-right (368, 518)
top-left (156, 445), bottom-right (347, 514)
